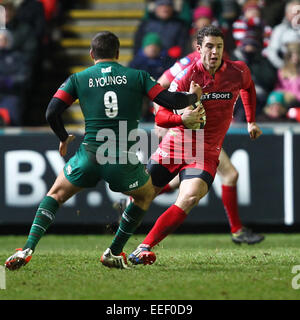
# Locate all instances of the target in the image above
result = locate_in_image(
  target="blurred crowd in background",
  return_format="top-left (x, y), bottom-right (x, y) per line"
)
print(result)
top-left (0, 0), bottom-right (299, 126)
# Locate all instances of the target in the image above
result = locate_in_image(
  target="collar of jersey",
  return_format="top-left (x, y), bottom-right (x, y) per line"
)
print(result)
top-left (95, 61), bottom-right (118, 66)
top-left (197, 59), bottom-right (227, 76)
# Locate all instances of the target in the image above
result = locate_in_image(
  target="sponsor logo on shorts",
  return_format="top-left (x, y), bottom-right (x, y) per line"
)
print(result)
top-left (129, 181), bottom-right (139, 189)
top-left (66, 164), bottom-right (72, 175)
top-left (201, 92), bottom-right (233, 100)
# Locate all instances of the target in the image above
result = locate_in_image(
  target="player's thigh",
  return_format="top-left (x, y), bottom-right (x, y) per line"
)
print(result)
top-left (217, 148), bottom-right (238, 185)
top-left (47, 170), bottom-right (83, 204)
top-left (168, 174), bottom-right (180, 189)
top-left (124, 176), bottom-right (156, 210)
top-left (146, 159), bottom-right (179, 192)
top-left (103, 161), bottom-right (150, 194)
top-left (64, 144), bottom-right (102, 188)
top-left (175, 177), bottom-right (208, 214)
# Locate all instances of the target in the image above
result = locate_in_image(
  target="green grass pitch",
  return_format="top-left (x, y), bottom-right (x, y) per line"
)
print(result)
top-left (0, 233), bottom-right (300, 300)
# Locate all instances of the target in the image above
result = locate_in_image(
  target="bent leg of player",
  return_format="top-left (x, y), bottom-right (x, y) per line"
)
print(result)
top-left (158, 175), bottom-right (180, 195)
top-left (113, 172), bottom-right (180, 218)
top-left (5, 171), bottom-right (82, 271)
top-left (130, 168), bottom-right (211, 265)
top-left (217, 149), bottom-right (264, 244)
top-left (101, 176), bottom-right (157, 269)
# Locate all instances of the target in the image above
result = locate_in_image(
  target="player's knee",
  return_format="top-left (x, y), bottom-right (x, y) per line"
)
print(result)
top-left (222, 168), bottom-right (239, 185)
top-left (132, 197), bottom-right (152, 211)
top-left (177, 193), bottom-right (202, 212)
top-left (46, 190), bottom-right (66, 205)
top-left (132, 190), bottom-right (156, 210)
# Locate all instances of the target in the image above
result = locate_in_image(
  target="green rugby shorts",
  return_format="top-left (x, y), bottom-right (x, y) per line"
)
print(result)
top-left (63, 143), bottom-right (150, 192)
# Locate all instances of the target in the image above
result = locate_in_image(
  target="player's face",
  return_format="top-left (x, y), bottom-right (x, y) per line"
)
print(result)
top-left (197, 36), bottom-right (224, 74)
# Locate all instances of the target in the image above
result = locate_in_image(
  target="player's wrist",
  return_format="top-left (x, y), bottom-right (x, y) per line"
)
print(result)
top-left (247, 121), bottom-right (257, 128)
top-left (173, 114), bottom-right (183, 125)
top-left (60, 133), bottom-right (69, 143)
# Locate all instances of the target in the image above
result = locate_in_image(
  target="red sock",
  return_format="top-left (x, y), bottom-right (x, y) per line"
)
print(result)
top-left (142, 204), bottom-right (187, 248)
top-left (222, 185), bottom-right (242, 233)
top-left (158, 183), bottom-right (172, 195)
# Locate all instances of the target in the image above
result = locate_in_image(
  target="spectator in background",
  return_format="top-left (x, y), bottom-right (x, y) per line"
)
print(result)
top-left (133, 0), bottom-right (190, 59)
top-left (232, 0), bottom-right (272, 51)
top-left (187, 5), bottom-right (215, 52)
top-left (256, 91), bottom-right (295, 122)
top-left (13, 0), bottom-right (46, 44)
top-left (145, 0), bottom-right (195, 26)
top-left (261, 0), bottom-right (286, 27)
top-left (1, 0), bottom-right (38, 64)
top-left (191, 5), bottom-right (215, 32)
top-left (208, 0), bottom-right (240, 55)
top-left (0, 30), bottom-right (32, 126)
top-left (12, 0), bottom-right (47, 73)
top-left (274, 41), bottom-right (300, 108)
top-left (39, 0), bottom-right (58, 22)
top-left (256, 41), bottom-right (300, 123)
top-left (130, 32), bottom-right (176, 122)
top-left (211, 0), bottom-right (240, 25)
top-left (129, 32), bottom-right (175, 79)
top-left (265, 0), bottom-right (300, 69)
top-left (231, 30), bottom-right (277, 122)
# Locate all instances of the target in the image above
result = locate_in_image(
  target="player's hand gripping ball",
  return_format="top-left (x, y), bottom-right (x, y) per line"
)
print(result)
top-left (174, 100), bottom-right (206, 130)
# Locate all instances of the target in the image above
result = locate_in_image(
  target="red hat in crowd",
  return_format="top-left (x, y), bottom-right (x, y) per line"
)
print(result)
top-left (243, 0), bottom-right (261, 12)
top-left (193, 6), bottom-right (213, 22)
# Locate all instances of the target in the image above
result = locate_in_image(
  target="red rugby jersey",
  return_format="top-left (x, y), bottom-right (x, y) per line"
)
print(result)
top-left (156, 59), bottom-right (256, 159)
top-left (163, 51), bottom-right (201, 83)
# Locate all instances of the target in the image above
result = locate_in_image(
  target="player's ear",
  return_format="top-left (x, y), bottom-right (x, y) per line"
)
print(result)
top-left (90, 48), bottom-right (95, 60)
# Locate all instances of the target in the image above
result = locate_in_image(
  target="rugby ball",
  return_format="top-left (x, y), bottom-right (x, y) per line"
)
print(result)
top-left (173, 100), bottom-right (206, 130)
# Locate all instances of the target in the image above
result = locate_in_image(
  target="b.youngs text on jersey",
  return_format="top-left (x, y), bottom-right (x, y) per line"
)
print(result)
top-left (88, 75), bottom-right (128, 88)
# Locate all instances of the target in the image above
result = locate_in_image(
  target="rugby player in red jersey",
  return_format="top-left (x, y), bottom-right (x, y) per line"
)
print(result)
top-left (153, 35), bottom-right (264, 245)
top-left (129, 25), bottom-right (263, 265)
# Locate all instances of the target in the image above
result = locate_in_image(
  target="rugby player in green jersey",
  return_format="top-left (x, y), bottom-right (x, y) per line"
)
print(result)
top-left (5, 31), bottom-right (203, 270)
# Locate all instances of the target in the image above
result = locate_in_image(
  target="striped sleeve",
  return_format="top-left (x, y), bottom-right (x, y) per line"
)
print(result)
top-left (53, 75), bottom-right (77, 106)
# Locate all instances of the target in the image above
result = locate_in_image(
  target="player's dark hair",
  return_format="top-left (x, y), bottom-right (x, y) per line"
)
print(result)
top-left (91, 31), bottom-right (120, 59)
top-left (197, 25), bottom-right (224, 46)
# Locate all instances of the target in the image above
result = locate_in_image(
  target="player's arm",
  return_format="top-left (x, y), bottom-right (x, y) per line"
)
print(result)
top-left (45, 97), bottom-right (70, 142)
top-left (155, 66), bottom-right (205, 128)
top-left (240, 82), bottom-right (262, 139)
top-left (153, 89), bottom-right (199, 110)
top-left (155, 106), bottom-right (182, 128)
top-left (153, 70), bottom-right (173, 115)
top-left (45, 97), bottom-right (76, 156)
top-left (155, 104), bottom-right (203, 129)
top-left (46, 76), bottom-right (78, 156)
top-left (46, 76), bottom-right (77, 141)
top-left (239, 63), bottom-right (262, 140)
top-left (157, 71), bottom-right (172, 89)
top-left (148, 81), bottom-right (201, 110)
